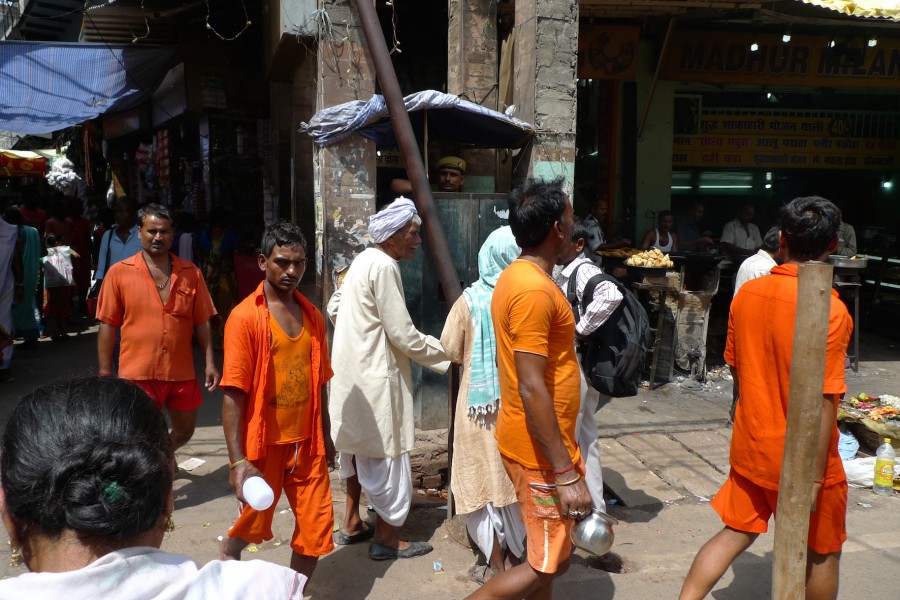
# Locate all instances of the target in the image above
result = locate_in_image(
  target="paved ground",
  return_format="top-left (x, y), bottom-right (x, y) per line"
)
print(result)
top-left (1, 321), bottom-right (899, 598)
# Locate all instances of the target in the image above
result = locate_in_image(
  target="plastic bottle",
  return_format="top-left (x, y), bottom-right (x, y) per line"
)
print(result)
top-left (873, 438), bottom-right (896, 497)
top-left (242, 476), bottom-right (275, 510)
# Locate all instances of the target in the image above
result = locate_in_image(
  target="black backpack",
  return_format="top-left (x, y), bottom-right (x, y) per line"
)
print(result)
top-left (566, 263), bottom-right (653, 397)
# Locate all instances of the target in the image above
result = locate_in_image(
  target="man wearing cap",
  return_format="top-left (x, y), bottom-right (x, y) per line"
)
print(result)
top-left (390, 155), bottom-right (467, 194)
top-left (327, 197), bottom-right (450, 561)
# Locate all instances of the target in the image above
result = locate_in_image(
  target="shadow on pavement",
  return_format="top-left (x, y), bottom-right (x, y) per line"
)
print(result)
top-left (174, 464), bottom-right (233, 511)
top-left (711, 549), bottom-right (771, 599)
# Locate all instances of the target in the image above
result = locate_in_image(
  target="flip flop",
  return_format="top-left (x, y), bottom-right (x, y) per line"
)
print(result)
top-left (468, 565), bottom-right (496, 585)
top-left (368, 540), bottom-right (433, 560)
top-left (334, 523), bottom-right (375, 545)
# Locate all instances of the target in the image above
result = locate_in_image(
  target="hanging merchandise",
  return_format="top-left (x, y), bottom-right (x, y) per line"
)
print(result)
top-left (83, 127), bottom-right (93, 189)
top-left (135, 143), bottom-right (150, 173)
top-left (157, 129), bottom-right (170, 188)
top-left (45, 157), bottom-right (81, 195)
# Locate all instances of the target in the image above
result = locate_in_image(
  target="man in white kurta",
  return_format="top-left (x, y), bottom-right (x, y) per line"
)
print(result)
top-left (327, 197), bottom-right (449, 561)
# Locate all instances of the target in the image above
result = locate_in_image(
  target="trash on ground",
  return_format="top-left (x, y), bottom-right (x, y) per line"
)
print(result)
top-left (177, 457), bottom-right (206, 471)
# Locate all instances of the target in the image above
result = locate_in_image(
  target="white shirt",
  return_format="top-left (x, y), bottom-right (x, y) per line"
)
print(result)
top-left (721, 219), bottom-right (762, 251)
top-left (327, 247), bottom-right (449, 458)
top-left (554, 254), bottom-right (623, 337)
top-left (0, 547), bottom-right (305, 600)
top-left (734, 249), bottom-right (777, 296)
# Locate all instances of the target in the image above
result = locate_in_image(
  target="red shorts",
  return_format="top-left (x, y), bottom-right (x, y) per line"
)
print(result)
top-left (228, 439), bottom-right (335, 557)
top-left (502, 455), bottom-right (585, 574)
top-left (712, 469), bottom-right (847, 555)
top-left (133, 379), bottom-right (203, 412)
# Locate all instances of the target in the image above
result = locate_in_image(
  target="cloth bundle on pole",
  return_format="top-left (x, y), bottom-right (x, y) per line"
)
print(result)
top-left (299, 90), bottom-right (533, 150)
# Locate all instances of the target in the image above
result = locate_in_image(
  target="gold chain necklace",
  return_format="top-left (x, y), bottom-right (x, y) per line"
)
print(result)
top-left (142, 253), bottom-right (172, 290)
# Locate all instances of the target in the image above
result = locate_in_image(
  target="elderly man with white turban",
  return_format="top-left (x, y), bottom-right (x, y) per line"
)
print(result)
top-left (327, 197), bottom-right (450, 561)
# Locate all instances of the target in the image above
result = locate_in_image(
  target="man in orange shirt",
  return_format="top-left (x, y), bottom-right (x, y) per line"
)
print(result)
top-left (467, 178), bottom-right (592, 600)
top-left (96, 204), bottom-right (219, 450)
top-left (679, 196), bottom-right (851, 600)
top-left (218, 222), bottom-right (335, 581)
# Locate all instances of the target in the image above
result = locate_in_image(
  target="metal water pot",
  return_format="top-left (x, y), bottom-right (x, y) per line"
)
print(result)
top-left (571, 509), bottom-right (618, 555)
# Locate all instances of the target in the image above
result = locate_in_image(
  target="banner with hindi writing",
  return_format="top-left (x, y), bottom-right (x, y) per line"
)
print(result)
top-left (672, 114), bottom-right (900, 170)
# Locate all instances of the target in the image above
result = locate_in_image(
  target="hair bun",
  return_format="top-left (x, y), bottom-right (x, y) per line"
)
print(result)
top-left (57, 441), bottom-right (168, 539)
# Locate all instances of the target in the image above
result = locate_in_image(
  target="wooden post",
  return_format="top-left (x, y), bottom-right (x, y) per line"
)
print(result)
top-left (771, 262), bottom-right (834, 600)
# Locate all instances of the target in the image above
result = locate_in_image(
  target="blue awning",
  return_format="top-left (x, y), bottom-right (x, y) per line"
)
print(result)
top-left (0, 41), bottom-right (176, 135)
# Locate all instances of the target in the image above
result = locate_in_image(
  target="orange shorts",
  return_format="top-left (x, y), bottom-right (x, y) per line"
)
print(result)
top-left (712, 469), bottom-right (847, 555)
top-left (502, 455), bottom-right (584, 574)
top-left (228, 439), bottom-right (335, 557)
top-left (133, 379), bottom-right (202, 412)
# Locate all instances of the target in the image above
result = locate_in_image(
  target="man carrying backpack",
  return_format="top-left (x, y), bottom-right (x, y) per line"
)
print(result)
top-left (554, 217), bottom-right (623, 511)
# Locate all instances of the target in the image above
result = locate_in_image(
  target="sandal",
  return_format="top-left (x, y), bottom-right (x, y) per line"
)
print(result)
top-left (334, 523), bottom-right (375, 545)
top-left (468, 565), bottom-right (496, 585)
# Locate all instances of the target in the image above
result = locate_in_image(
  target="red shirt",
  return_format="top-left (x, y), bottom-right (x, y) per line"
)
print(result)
top-left (96, 252), bottom-right (217, 381)
top-left (725, 263), bottom-right (852, 490)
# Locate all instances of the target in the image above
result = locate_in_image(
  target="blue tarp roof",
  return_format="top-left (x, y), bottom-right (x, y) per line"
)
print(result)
top-left (300, 90), bottom-right (534, 149)
top-left (0, 41), bottom-right (175, 135)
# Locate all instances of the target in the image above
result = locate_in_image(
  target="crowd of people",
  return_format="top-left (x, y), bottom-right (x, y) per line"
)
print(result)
top-left (582, 196), bottom-right (857, 265)
top-left (0, 180), bottom-right (853, 600)
top-left (0, 195), bottom-right (264, 383)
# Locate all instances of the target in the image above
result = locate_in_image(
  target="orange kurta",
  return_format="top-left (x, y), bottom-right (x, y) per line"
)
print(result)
top-left (221, 282), bottom-right (333, 461)
top-left (491, 260), bottom-right (581, 470)
top-left (725, 263), bottom-right (852, 490)
top-left (96, 252), bottom-right (216, 381)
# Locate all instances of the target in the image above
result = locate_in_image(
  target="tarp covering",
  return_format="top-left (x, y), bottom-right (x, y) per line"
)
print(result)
top-left (0, 41), bottom-right (176, 135)
top-left (300, 90), bottom-right (533, 149)
top-left (0, 150), bottom-right (51, 178)
top-left (800, 0), bottom-right (900, 20)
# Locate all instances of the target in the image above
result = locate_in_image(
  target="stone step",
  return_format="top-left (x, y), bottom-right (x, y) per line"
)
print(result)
top-left (600, 438), bottom-right (683, 507)
top-left (617, 433), bottom-right (726, 500)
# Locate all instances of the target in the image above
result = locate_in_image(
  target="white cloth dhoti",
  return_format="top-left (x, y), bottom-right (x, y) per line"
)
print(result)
top-left (338, 451), bottom-right (412, 527)
top-left (576, 358), bottom-right (607, 512)
top-left (459, 502), bottom-right (526, 562)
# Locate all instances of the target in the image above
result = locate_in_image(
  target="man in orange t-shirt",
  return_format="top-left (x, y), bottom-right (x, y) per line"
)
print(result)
top-left (680, 196), bottom-right (851, 600)
top-left (96, 204), bottom-right (219, 451)
top-left (219, 222), bottom-right (335, 581)
top-left (466, 178), bottom-right (591, 600)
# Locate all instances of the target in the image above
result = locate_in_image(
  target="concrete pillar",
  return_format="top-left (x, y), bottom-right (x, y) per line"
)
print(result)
top-left (447, 0), bottom-right (498, 192)
top-left (635, 39), bottom-right (675, 235)
top-left (314, 0), bottom-right (377, 308)
top-left (513, 0), bottom-right (579, 186)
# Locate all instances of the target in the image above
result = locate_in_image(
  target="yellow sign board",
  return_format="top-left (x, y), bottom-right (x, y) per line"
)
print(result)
top-left (673, 114), bottom-right (900, 170)
top-left (661, 32), bottom-right (900, 90)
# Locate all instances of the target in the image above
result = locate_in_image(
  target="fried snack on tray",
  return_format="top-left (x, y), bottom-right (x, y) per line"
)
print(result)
top-left (596, 247), bottom-right (641, 258)
top-left (625, 248), bottom-right (675, 268)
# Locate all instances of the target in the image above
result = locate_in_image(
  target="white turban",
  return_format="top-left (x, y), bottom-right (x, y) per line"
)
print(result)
top-left (368, 197), bottom-right (418, 244)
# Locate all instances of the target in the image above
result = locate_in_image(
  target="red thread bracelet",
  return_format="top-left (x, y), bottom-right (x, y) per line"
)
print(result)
top-left (555, 464), bottom-right (575, 476)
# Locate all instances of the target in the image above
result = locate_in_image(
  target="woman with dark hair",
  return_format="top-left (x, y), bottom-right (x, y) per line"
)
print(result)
top-left (0, 377), bottom-right (305, 599)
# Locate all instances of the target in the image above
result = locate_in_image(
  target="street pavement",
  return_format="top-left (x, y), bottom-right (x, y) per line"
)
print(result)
top-left (1, 321), bottom-right (899, 598)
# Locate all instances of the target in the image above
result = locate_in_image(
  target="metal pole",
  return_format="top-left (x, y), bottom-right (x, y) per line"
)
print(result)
top-left (351, 0), bottom-right (462, 304)
top-left (638, 18), bottom-right (675, 139)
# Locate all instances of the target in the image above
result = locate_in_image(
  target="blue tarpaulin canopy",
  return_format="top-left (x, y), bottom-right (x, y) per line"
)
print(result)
top-left (300, 90), bottom-right (533, 149)
top-left (0, 41), bottom-right (175, 135)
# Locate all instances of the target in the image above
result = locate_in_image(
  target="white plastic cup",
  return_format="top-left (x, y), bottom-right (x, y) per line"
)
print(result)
top-left (242, 476), bottom-right (275, 511)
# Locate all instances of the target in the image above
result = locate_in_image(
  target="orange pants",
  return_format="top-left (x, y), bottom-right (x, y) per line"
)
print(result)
top-left (228, 439), bottom-right (335, 557)
top-left (712, 469), bottom-right (847, 555)
top-left (503, 455), bottom-right (585, 574)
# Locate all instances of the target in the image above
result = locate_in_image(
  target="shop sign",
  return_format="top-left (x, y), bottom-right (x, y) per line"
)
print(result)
top-left (0, 152), bottom-right (47, 178)
top-left (661, 32), bottom-right (900, 89)
top-left (376, 147), bottom-right (404, 168)
top-left (673, 114), bottom-right (900, 170)
top-left (578, 25), bottom-right (640, 80)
